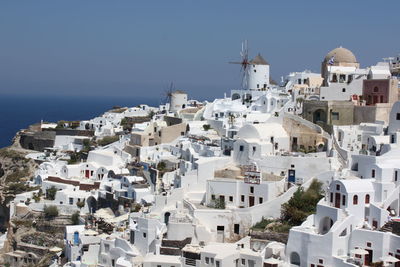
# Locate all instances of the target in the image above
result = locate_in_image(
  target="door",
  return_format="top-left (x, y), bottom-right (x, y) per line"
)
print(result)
top-left (85, 170), bottom-right (90, 178)
top-left (395, 254), bottom-right (400, 267)
top-left (365, 249), bottom-right (373, 266)
top-left (249, 196), bottom-right (255, 207)
top-left (335, 193), bottom-right (341, 208)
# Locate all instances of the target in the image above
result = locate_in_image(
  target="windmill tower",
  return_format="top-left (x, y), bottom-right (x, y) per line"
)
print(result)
top-left (230, 41), bottom-right (270, 91)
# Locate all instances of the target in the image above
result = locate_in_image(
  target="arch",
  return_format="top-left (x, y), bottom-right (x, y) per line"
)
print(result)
top-left (365, 194), bottom-right (370, 204)
top-left (164, 212), bottom-right (171, 225)
top-left (232, 93), bottom-right (241, 100)
top-left (319, 216), bottom-right (334, 235)
top-left (313, 109), bottom-right (326, 124)
top-left (290, 252), bottom-right (300, 266)
top-left (87, 196), bottom-right (97, 214)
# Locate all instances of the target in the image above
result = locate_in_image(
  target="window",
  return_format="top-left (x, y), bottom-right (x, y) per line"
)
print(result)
top-left (205, 257), bottom-right (209, 264)
top-left (254, 69), bottom-right (257, 73)
top-left (241, 195), bottom-right (245, 202)
top-left (250, 186), bottom-right (254, 193)
top-left (374, 87), bottom-right (379, 92)
top-left (367, 242), bottom-right (371, 247)
top-left (365, 194), bottom-right (370, 204)
top-left (143, 232), bottom-right (146, 238)
top-left (353, 195), bottom-right (358, 205)
top-left (211, 194), bottom-right (215, 200)
top-left (330, 192), bottom-right (333, 203)
top-left (395, 171), bottom-right (398, 182)
top-left (319, 259), bottom-right (324, 264)
top-left (342, 195), bottom-right (346, 206)
top-left (336, 184), bottom-right (340, 190)
top-left (339, 74), bottom-right (346, 82)
top-left (216, 261), bottom-right (220, 267)
top-left (229, 196), bottom-right (233, 202)
top-left (259, 197), bottom-right (263, 204)
top-left (270, 137), bottom-right (274, 143)
top-left (332, 112), bottom-right (339, 120)
top-left (342, 88), bottom-right (346, 92)
top-left (239, 145), bottom-right (244, 152)
top-left (397, 113), bottom-right (400, 120)
top-left (69, 198), bottom-right (73, 205)
top-left (372, 169), bottom-right (375, 178)
top-left (252, 146), bottom-right (256, 152)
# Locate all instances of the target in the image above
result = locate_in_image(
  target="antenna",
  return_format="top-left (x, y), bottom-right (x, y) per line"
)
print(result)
top-left (229, 40), bottom-right (250, 89)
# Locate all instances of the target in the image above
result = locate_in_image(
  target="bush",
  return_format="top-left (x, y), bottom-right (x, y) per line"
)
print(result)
top-left (208, 198), bottom-right (225, 209)
top-left (157, 161), bottom-right (166, 171)
top-left (71, 211), bottom-right (80, 225)
top-left (46, 186), bottom-right (57, 200)
top-left (281, 179), bottom-right (323, 226)
top-left (97, 135), bottom-right (119, 146)
top-left (202, 124), bottom-right (211, 131)
top-left (76, 201), bottom-right (85, 209)
top-left (44, 205), bottom-right (59, 219)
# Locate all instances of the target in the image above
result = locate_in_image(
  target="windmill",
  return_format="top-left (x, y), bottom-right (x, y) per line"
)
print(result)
top-left (229, 40), bottom-right (250, 89)
top-left (162, 82), bottom-right (175, 104)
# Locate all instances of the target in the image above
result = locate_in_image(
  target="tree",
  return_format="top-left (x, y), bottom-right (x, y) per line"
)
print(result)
top-left (281, 179), bottom-right (323, 226)
top-left (46, 186), bottom-right (57, 200)
top-left (71, 211), bottom-right (80, 225)
top-left (44, 205), bottom-right (59, 219)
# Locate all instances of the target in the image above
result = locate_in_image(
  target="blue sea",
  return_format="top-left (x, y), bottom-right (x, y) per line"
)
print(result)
top-left (0, 94), bottom-right (159, 148)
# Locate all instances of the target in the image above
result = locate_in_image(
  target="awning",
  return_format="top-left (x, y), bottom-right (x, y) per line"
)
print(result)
top-left (351, 248), bottom-right (369, 255)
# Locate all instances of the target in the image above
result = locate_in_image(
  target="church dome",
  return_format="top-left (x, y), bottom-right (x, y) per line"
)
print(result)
top-left (324, 47), bottom-right (357, 64)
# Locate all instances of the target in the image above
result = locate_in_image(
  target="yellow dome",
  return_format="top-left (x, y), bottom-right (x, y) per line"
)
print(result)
top-left (324, 47), bottom-right (357, 64)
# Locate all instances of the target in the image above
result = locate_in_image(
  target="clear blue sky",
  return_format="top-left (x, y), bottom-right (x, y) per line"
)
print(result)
top-left (0, 0), bottom-right (399, 100)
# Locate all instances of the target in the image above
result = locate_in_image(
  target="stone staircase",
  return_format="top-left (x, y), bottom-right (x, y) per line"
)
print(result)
top-left (380, 220), bottom-right (400, 235)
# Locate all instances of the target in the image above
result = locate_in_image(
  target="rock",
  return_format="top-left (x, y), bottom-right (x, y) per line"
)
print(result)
top-left (0, 163), bottom-right (4, 178)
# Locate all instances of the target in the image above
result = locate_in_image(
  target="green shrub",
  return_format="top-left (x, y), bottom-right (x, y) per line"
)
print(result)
top-left (76, 201), bottom-right (85, 209)
top-left (71, 211), bottom-right (80, 225)
top-left (44, 205), bottom-right (59, 219)
top-left (202, 124), bottom-right (211, 131)
top-left (281, 179), bottom-right (323, 226)
top-left (208, 198), bottom-right (225, 209)
top-left (97, 135), bottom-right (119, 146)
top-left (46, 186), bottom-right (57, 200)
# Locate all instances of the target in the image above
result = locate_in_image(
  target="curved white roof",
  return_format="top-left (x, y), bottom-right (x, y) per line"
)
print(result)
top-left (337, 179), bottom-right (374, 193)
top-left (237, 123), bottom-right (288, 141)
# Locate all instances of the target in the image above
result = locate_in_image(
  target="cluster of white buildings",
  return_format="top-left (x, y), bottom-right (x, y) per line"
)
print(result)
top-left (5, 46), bottom-right (400, 267)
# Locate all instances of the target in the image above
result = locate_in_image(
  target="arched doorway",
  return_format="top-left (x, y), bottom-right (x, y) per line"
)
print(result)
top-left (87, 196), bottom-right (97, 214)
top-left (232, 93), bottom-right (241, 100)
top-left (290, 252), bottom-right (300, 266)
top-left (313, 109), bottom-right (326, 124)
top-left (164, 212), bottom-right (171, 225)
top-left (319, 216), bottom-right (334, 234)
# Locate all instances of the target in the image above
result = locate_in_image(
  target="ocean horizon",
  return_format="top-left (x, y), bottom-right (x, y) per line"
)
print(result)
top-left (0, 94), bottom-right (159, 149)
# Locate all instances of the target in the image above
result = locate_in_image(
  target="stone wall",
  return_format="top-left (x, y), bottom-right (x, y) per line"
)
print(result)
top-left (19, 131), bottom-right (55, 151)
